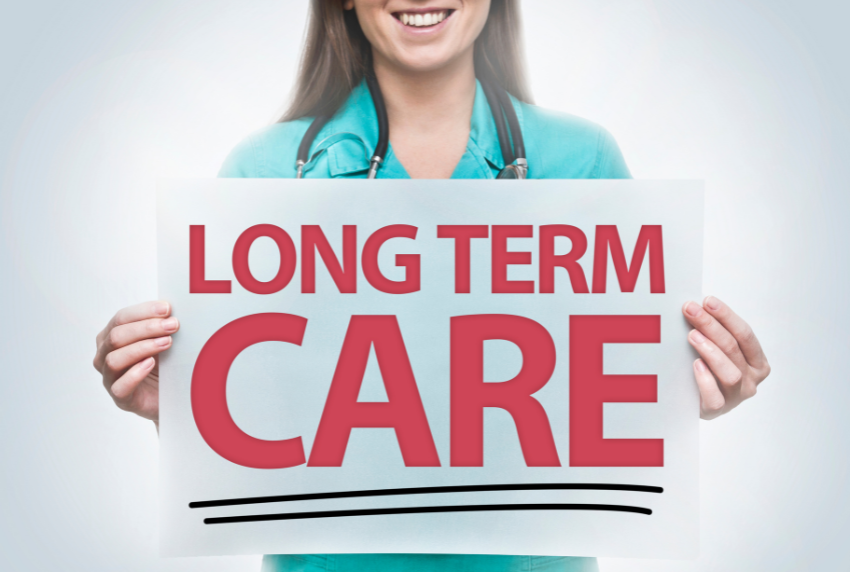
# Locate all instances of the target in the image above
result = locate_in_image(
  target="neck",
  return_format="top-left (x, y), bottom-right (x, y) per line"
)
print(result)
top-left (372, 49), bottom-right (477, 137)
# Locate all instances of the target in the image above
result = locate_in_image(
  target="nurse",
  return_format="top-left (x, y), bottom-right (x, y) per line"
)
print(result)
top-left (92, 1), bottom-right (772, 571)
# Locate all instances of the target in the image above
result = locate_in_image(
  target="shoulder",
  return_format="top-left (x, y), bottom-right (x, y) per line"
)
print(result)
top-left (217, 118), bottom-right (313, 178)
top-left (518, 102), bottom-right (631, 179)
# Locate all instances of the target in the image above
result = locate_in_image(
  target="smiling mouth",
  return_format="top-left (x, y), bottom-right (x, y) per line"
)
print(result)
top-left (393, 9), bottom-right (454, 28)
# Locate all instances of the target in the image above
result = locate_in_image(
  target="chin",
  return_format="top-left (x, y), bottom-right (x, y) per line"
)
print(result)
top-left (392, 48), bottom-right (463, 74)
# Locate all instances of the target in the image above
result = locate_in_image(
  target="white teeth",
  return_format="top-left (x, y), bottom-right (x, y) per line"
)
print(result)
top-left (399, 10), bottom-right (447, 27)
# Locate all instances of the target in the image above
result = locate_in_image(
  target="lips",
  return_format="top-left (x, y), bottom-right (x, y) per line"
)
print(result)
top-left (393, 9), bottom-right (454, 28)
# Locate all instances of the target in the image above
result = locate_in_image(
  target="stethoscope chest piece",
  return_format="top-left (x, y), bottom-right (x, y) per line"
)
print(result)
top-left (497, 158), bottom-right (528, 180)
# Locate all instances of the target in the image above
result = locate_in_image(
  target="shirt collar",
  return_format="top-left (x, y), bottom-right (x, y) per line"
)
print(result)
top-left (468, 80), bottom-right (509, 170)
top-left (315, 78), bottom-right (519, 177)
top-left (320, 82), bottom-right (378, 177)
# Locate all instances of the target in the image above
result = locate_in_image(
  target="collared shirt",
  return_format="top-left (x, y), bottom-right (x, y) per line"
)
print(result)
top-left (219, 80), bottom-right (630, 180)
top-left (219, 80), bottom-right (629, 572)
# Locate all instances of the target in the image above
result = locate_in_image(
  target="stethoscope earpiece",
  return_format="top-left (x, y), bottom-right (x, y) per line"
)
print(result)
top-left (296, 74), bottom-right (527, 179)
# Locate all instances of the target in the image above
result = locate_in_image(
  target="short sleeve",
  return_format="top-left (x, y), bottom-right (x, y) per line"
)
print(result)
top-left (593, 129), bottom-right (631, 179)
top-left (217, 135), bottom-right (261, 178)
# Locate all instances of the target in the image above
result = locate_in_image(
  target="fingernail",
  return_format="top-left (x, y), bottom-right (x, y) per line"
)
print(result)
top-left (162, 318), bottom-right (179, 333)
top-left (139, 356), bottom-right (155, 369)
top-left (690, 329), bottom-right (707, 344)
top-left (153, 302), bottom-right (169, 316)
top-left (694, 359), bottom-right (706, 372)
top-left (705, 296), bottom-right (720, 311)
top-left (155, 336), bottom-right (172, 347)
top-left (684, 301), bottom-right (702, 318)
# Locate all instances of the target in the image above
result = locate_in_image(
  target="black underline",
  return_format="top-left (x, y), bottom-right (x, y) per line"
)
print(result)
top-left (204, 503), bottom-right (652, 524)
top-left (190, 483), bottom-right (663, 509)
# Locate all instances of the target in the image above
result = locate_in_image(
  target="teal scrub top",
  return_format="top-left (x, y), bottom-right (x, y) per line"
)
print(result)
top-left (219, 79), bottom-right (630, 572)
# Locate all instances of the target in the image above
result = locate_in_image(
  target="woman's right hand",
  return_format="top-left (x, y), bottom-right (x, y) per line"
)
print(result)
top-left (93, 301), bottom-right (180, 426)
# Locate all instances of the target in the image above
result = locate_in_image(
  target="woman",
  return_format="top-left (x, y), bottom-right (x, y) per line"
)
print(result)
top-left (93, 1), bottom-right (771, 571)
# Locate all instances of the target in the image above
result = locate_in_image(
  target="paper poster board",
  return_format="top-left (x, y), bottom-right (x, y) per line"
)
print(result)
top-left (157, 179), bottom-right (703, 558)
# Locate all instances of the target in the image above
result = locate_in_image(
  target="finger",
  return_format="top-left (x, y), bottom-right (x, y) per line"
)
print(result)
top-left (94, 301), bottom-right (172, 372)
top-left (703, 296), bottom-right (769, 372)
top-left (688, 329), bottom-right (743, 399)
top-left (111, 357), bottom-right (156, 403)
top-left (682, 301), bottom-right (748, 371)
top-left (107, 301), bottom-right (171, 333)
top-left (694, 359), bottom-right (725, 419)
top-left (102, 336), bottom-right (172, 379)
top-left (94, 317), bottom-right (179, 371)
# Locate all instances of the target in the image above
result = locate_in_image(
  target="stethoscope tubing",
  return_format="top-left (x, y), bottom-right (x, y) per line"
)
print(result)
top-left (480, 79), bottom-right (515, 167)
top-left (492, 80), bottom-right (525, 161)
top-left (295, 114), bottom-right (330, 179)
top-left (296, 74), bottom-right (527, 179)
top-left (364, 74), bottom-right (389, 179)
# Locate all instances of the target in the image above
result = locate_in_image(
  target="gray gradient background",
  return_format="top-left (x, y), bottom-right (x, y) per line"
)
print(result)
top-left (0, 0), bottom-right (846, 570)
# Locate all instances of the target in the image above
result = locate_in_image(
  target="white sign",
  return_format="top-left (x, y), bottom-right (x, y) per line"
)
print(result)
top-left (157, 179), bottom-right (703, 559)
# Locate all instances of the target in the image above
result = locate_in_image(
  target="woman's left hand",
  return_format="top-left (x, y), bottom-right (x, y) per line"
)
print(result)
top-left (681, 296), bottom-right (771, 420)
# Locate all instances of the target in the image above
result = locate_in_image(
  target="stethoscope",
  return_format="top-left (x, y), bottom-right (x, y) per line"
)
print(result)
top-left (295, 74), bottom-right (528, 180)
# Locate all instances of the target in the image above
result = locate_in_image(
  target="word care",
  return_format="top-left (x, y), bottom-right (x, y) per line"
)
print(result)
top-left (157, 179), bottom-right (703, 560)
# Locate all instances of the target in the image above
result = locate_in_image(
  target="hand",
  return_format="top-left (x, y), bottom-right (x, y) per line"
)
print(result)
top-left (93, 301), bottom-right (180, 426)
top-left (682, 296), bottom-right (770, 420)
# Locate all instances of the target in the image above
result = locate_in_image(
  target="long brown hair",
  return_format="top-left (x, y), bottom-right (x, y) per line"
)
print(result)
top-left (281, 0), bottom-right (531, 122)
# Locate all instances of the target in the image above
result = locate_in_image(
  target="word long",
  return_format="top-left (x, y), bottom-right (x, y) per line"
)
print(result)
top-left (190, 224), bottom-right (665, 295)
top-left (191, 313), bottom-right (663, 470)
